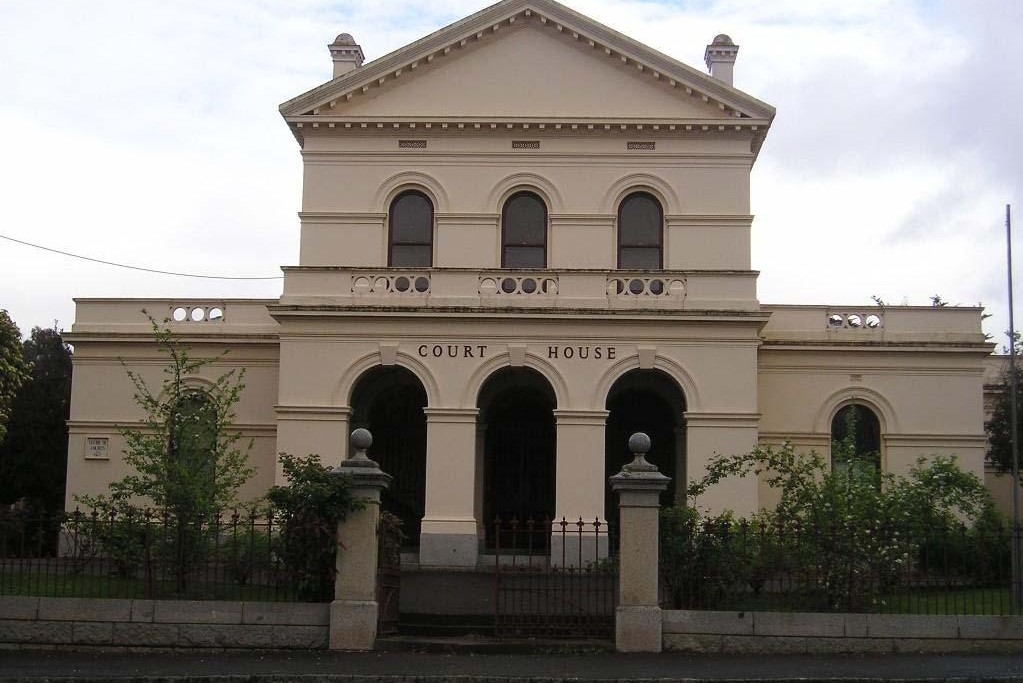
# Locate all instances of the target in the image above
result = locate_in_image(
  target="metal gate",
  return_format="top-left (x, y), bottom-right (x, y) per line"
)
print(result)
top-left (493, 517), bottom-right (616, 639)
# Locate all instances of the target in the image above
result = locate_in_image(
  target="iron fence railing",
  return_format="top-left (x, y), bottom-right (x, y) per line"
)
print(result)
top-left (660, 519), bottom-right (1019, 615)
top-left (493, 517), bottom-right (617, 639)
top-left (0, 509), bottom-right (329, 602)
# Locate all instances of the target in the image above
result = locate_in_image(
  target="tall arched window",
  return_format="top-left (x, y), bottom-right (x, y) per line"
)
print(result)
top-left (502, 192), bottom-right (547, 268)
top-left (830, 403), bottom-right (882, 479)
top-left (388, 191), bottom-right (434, 267)
top-left (618, 192), bottom-right (663, 269)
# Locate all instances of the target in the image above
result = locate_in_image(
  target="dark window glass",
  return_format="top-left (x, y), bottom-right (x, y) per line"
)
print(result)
top-left (502, 192), bottom-right (547, 268)
top-left (618, 193), bottom-right (663, 269)
top-left (389, 191), bottom-right (433, 267)
top-left (830, 404), bottom-right (882, 482)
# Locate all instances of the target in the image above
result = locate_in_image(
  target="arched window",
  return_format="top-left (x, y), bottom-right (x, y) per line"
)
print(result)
top-left (169, 390), bottom-right (217, 515)
top-left (618, 192), bottom-right (663, 269)
top-left (388, 191), bottom-right (434, 267)
top-left (830, 404), bottom-right (881, 479)
top-left (502, 192), bottom-right (547, 268)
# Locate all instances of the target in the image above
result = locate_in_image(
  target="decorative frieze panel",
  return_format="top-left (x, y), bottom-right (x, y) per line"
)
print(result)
top-left (607, 276), bottom-right (685, 298)
top-left (479, 274), bottom-right (559, 296)
top-left (171, 305), bottom-right (225, 323)
top-left (826, 312), bottom-right (883, 330)
top-left (352, 273), bottom-right (431, 295)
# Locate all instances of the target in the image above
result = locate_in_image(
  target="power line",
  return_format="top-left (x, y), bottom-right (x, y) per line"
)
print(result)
top-left (0, 233), bottom-right (283, 281)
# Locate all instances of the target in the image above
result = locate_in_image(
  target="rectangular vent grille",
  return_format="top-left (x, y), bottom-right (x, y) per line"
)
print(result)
top-left (399, 140), bottom-right (428, 149)
top-left (512, 140), bottom-right (541, 149)
top-left (627, 141), bottom-right (656, 150)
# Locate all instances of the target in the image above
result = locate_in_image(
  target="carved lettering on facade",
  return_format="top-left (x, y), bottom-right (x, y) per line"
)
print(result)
top-left (547, 346), bottom-right (616, 360)
top-left (418, 344), bottom-right (489, 359)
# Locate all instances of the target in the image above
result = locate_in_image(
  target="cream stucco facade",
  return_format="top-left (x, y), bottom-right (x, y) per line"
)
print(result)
top-left (64, 0), bottom-right (993, 568)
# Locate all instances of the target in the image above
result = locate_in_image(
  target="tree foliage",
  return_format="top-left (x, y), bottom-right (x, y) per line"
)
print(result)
top-left (0, 326), bottom-right (72, 511)
top-left (266, 453), bottom-right (361, 601)
top-left (0, 310), bottom-right (31, 446)
top-left (77, 314), bottom-right (253, 520)
top-left (986, 342), bottom-right (1023, 478)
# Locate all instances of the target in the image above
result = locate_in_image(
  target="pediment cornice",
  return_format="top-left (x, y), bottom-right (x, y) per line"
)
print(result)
top-left (280, 0), bottom-right (775, 137)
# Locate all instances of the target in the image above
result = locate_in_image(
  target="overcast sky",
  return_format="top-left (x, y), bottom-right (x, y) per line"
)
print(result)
top-left (0, 0), bottom-right (1020, 348)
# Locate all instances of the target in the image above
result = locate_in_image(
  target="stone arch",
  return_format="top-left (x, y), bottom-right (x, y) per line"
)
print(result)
top-left (375, 171), bottom-right (450, 214)
top-left (486, 172), bottom-right (564, 215)
top-left (336, 350), bottom-right (440, 408)
top-left (463, 352), bottom-right (568, 409)
top-left (602, 173), bottom-right (681, 215)
top-left (155, 375), bottom-right (220, 404)
top-left (814, 386), bottom-right (898, 435)
top-left (593, 354), bottom-right (700, 412)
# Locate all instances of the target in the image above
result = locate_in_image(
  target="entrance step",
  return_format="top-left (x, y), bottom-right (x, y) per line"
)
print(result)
top-left (376, 635), bottom-right (615, 655)
top-left (398, 613), bottom-right (495, 638)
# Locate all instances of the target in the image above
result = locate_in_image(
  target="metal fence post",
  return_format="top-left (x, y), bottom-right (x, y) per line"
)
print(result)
top-left (608, 432), bottom-right (670, 652)
top-left (329, 428), bottom-right (392, 650)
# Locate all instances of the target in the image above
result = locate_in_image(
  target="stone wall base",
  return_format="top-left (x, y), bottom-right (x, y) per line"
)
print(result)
top-left (664, 610), bottom-right (1023, 654)
top-left (0, 597), bottom-right (328, 650)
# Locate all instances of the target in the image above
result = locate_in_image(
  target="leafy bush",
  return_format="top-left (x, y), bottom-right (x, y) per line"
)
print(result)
top-left (267, 453), bottom-right (361, 602)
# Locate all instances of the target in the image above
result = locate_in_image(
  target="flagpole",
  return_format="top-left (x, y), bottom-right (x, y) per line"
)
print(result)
top-left (1008, 203), bottom-right (1021, 605)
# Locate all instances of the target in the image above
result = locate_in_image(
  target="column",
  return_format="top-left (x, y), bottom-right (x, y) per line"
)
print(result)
top-left (419, 408), bottom-right (479, 568)
top-left (552, 410), bottom-right (609, 566)
top-left (275, 406), bottom-right (351, 483)
top-left (684, 412), bottom-right (759, 516)
top-left (330, 429), bottom-right (391, 650)
top-left (609, 432), bottom-right (670, 653)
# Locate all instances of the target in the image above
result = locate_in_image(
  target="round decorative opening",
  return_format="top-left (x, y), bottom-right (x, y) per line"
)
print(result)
top-left (668, 280), bottom-right (685, 296)
top-left (501, 278), bottom-right (517, 294)
top-left (828, 314), bottom-right (844, 327)
top-left (847, 314), bottom-right (863, 328)
top-left (394, 276), bottom-right (411, 293)
top-left (414, 276), bottom-right (430, 293)
top-left (373, 277), bottom-right (389, 292)
top-left (866, 314), bottom-right (882, 329)
top-left (480, 278), bottom-right (498, 295)
top-left (629, 279), bottom-right (644, 295)
top-left (190, 308), bottom-right (206, 322)
top-left (172, 307), bottom-right (188, 322)
top-left (649, 279), bottom-right (664, 295)
top-left (521, 278), bottom-right (537, 294)
top-left (208, 308), bottom-right (224, 321)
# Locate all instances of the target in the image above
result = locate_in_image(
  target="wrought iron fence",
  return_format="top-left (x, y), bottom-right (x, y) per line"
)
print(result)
top-left (493, 517), bottom-right (617, 639)
top-left (660, 518), bottom-right (1019, 615)
top-left (0, 508), bottom-right (329, 602)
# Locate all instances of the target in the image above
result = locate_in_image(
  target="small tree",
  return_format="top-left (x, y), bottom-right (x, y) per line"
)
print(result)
top-left (986, 336), bottom-right (1023, 481)
top-left (0, 310), bottom-right (31, 446)
top-left (0, 326), bottom-right (72, 512)
top-left (77, 313), bottom-right (253, 590)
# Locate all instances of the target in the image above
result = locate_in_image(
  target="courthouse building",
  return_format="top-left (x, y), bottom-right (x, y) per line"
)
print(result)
top-left (64, 0), bottom-right (993, 568)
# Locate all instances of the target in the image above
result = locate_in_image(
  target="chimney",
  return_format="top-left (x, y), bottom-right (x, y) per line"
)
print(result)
top-left (704, 34), bottom-right (739, 86)
top-left (329, 33), bottom-right (365, 78)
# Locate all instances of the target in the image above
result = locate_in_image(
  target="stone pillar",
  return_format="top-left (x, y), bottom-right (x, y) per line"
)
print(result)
top-left (420, 408), bottom-right (479, 567)
top-left (609, 432), bottom-right (670, 653)
top-left (552, 410), bottom-right (609, 566)
top-left (330, 429), bottom-right (391, 651)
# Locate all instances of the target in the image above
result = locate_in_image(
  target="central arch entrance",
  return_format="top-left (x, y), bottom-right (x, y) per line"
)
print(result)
top-left (477, 367), bottom-right (557, 548)
top-left (604, 369), bottom-right (686, 515)
top-left (350, 366), bottom-right (428, 548)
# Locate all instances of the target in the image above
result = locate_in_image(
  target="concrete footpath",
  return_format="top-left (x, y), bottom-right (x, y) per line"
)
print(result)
top-left (1, 651), bottom-right (1023, 683)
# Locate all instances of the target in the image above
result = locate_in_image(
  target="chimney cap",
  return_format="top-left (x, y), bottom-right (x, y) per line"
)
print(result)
top-left (331, 33), bottom-right (358, 47)
top-left (712, 34), bottom-right (735, 46)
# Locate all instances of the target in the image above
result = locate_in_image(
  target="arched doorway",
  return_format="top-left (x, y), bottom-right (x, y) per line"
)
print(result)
top-left (351, 366), bottom-right (428, 548)
top-left (604, 369), bottom-right (686, 514)
top-left (477, 367), bottom-right (557, 546)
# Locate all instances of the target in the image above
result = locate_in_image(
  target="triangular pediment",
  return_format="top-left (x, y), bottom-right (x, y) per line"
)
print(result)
top-left (281, 0), bottom-right (775, 124)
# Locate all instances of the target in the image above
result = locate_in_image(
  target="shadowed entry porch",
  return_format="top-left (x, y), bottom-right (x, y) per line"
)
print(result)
top-left (350, 366), bottom-right (428, 548)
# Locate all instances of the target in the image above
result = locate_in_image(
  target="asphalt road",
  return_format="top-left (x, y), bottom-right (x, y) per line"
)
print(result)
top-left (2, 651), bottom-right (1023, 682)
